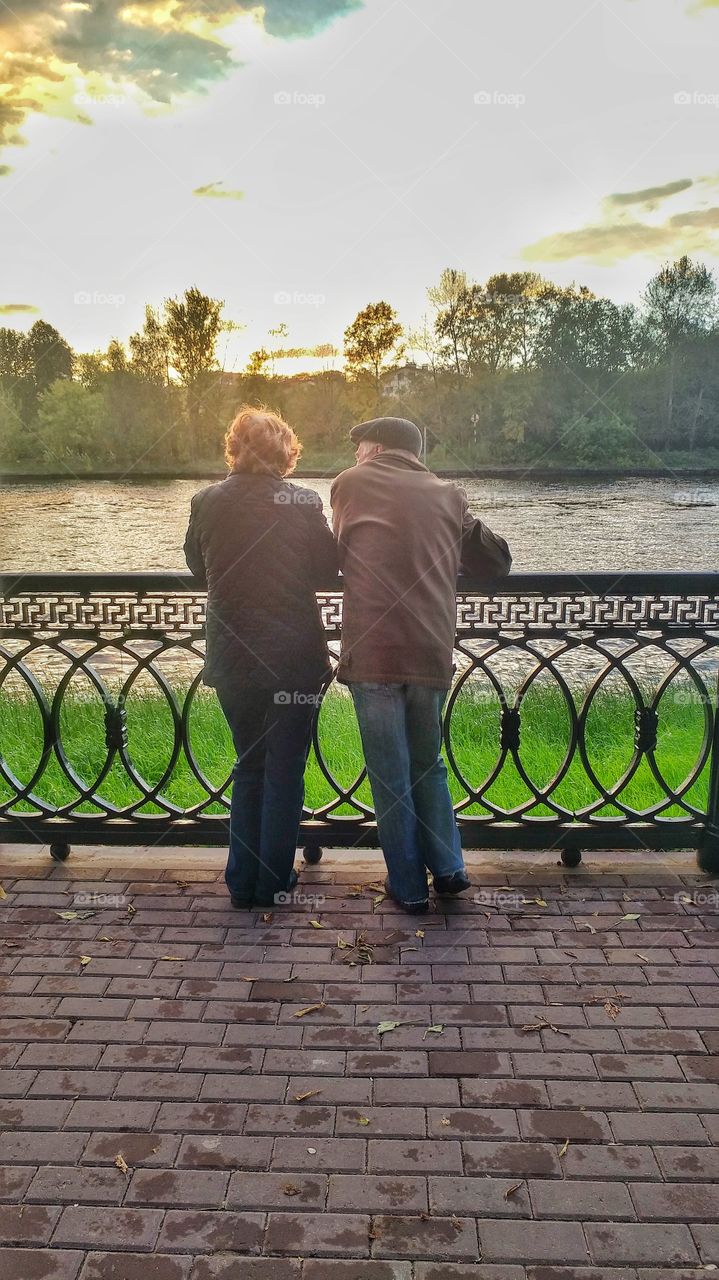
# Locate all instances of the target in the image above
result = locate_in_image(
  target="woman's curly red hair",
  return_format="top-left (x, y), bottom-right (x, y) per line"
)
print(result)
top-left (224, 405), bottom-right (302, 476)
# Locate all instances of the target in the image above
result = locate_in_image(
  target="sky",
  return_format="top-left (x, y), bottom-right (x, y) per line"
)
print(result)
top-left (2, 0), bottom-right (719, 372)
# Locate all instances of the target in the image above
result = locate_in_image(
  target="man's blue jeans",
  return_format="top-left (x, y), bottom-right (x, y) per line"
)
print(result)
top-left (215, 683), bottom-right (320, 902)
top-left (350, 682), bottom-right (466, 905)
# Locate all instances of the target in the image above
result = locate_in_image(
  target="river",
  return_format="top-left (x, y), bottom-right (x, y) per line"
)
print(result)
top-left (2, 474), bottom-right (718, 574)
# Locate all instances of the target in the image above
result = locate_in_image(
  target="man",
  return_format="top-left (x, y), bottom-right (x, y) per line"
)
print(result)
top-left (331, 417), bottom-right (512, 914)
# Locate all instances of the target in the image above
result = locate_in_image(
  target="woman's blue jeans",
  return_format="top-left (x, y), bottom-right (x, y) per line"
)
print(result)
top-left (349, 682), bottom-right (466, 905)
top-left (215, 683), bottom-right (320, 903)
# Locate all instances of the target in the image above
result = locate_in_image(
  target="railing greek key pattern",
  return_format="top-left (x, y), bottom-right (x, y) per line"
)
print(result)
top-left (1, 572), bottom-right (718, 863)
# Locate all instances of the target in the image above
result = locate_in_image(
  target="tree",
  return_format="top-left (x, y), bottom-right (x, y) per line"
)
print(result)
top-left (129, 306), bottom-right (171, 384)
top-left (428, 268), bottom-right (467, 383)
top-left (36, 381), bottom-right (105, 463)
top-left (344, 300), bottom-right (404, 404)
top-left (164, 286), bottom-right (224, 388)
top-left (164, 286), bottom-right (224, 459)
top-left (26, 320), bottom-right (73, 395)
top-left (642, 256), bottom-right (719, 444)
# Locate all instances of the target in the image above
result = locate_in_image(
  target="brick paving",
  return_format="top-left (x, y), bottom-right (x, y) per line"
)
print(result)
top-left (0, 846), bottom-right (718, 1278)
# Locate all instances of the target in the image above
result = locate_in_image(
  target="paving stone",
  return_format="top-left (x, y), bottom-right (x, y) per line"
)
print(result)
top-left (371, 1214), bottom-right (479, 1260)
top-left (585, 1222), bottom-right (699, 1264)
top-left (329, 1174), bottom-right (427, 1213)
top-left (476, 1218), bottom-right (588, 1263)
top-left (157, 1209), bottom-right (265, 1253)
top-left (265, 1210), bottom-right (370, 1256)
top-left (80, 1252), bottom-right (193, 1279)
top-left (53, 1203), bottom-right (164, 1251)
top-left (1, 1248), bottom-right (84, 1280)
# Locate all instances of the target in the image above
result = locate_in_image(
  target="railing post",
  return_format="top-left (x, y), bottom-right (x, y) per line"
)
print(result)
top-left (698, 669), bottom-right (719, 874)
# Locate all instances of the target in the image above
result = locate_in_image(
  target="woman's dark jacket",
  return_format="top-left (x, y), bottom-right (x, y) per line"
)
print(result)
top-left (184, 472), bottom-right (338, 690)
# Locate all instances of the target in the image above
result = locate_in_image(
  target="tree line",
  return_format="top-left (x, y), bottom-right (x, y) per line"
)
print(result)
top-left (1, 257), bottom-right (718, 473)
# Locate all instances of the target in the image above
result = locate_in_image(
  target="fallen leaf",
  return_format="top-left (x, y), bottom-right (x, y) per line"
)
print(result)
top-left (415, 929), bottom-right (425, 938)
top-left (355, 1115), bottom-right (371, 1126)
top-left (619, 913), bottom-right (640, 922)
top-left (504, 1180), bottom-right (524, 1199)
top-left (635, 952), bottom-right (651, 963)
top-left (159, 955), bottom-right (185, 962)
top-left (175, 880), bottom-right (191, 889)
top-left (282, 1183), bottom-right (301, 1197)
top-left (293, 1003), bottom-right (326, 1019)
top-left (114, 1153), bottom-right (130, 1176)
top-left (127, 903), bottom-right (136, 916)
top-left (558, 1138), bottom-right (570, 1158)
top-left (450, 1215), bottom-right (462, 1231)
top-left (79, 956), bottom-right (92, 967)
top-left (372, 894), bottom-right (386, 909)
top-left (531, 898), bottom-right (548, 907)
top-left (377, 1020), bottom-right (402, 1036)
top-left (309, 920), bottom-right (325, 930)
top-left (336, 937), bottom-right (349, 949)
top-left (261, 913), bottom-right (273, 923)
top-left (577, 922), bottom-right (596, 934)
top-left (54, 910), bottom-right (95, 921)
top-left (294, 1090), bottom-right (322, 1102)
top-left (0, 884), bottom-right (7, 899)
top-left (603, 1000), bottom-right (621, 1021)
top-left (423, 1024), bottom-right (444, 1039)
top-left (440, 1116), bottom-right (451, 1127)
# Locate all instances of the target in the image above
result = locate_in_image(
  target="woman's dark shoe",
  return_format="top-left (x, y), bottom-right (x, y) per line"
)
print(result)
top-left (433, 870), bottom-right (471, 897)
top-left (252, 867), bottom-right (299, 909)
top-left (383, 875), bottom-right (429, 915)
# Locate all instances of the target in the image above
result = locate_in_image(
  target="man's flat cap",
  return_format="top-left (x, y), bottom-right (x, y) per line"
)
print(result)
top-left (349, 416), bottom-right (423, 456)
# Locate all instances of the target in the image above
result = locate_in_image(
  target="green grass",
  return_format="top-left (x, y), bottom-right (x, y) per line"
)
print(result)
top-left (0, 679), bottom-right (710, 821)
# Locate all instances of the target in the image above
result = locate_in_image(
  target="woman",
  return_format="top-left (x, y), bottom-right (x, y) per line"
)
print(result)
top-left (184, 406), bottom-right (338, 908)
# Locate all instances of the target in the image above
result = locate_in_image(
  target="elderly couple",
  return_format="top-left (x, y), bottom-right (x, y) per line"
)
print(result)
top-left (184, 407), bottom-right (511, 915)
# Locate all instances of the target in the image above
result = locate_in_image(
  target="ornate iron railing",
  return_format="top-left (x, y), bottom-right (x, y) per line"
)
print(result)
top-left (1, 571), bottom-right (718, 869)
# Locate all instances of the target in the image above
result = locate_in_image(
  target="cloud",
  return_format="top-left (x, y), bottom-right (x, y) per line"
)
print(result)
top-left (523, 169), bottom-right (719, 265)
top-left (0, 1), bottom-right (362, 149)
top-left (604, 178), bottom-right (694, 211)
top-left (193, 181), bottom-right (245, 200)
top-left (0, 303), bottom-right (40, 315)
top-left (522, 221), bottom-right (683, 265)
top-left (0, 165), bottom-right (12, 176)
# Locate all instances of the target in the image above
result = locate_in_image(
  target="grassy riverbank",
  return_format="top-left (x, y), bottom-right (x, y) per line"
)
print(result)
top-left (0, 684), bottom-right (709, 818)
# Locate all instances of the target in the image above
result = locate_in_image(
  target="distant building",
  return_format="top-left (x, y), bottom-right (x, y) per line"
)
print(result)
top-left (382, 361), bottom-right (425, 396)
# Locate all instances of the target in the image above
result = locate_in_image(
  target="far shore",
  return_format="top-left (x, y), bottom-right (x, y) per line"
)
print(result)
top-left (3, 462), bottom-right (719, 484)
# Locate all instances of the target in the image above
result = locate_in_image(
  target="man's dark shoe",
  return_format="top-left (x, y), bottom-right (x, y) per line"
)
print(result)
top-left (384, 875), bottom-right (429, 915)
top-left (433, 870), bottom-right (471, 897)
top-left (230, 895), bottom-right (253, 909)
top-left (253, 867), bottom-right (299, 909)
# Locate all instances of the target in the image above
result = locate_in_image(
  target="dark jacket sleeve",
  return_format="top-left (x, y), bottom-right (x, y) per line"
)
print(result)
top-left (458, 496), bottom-right (512, 582)
top-left (304, 493), bottom-right (340, 587)
top-left (183, 495), bottom-right (207, 588)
